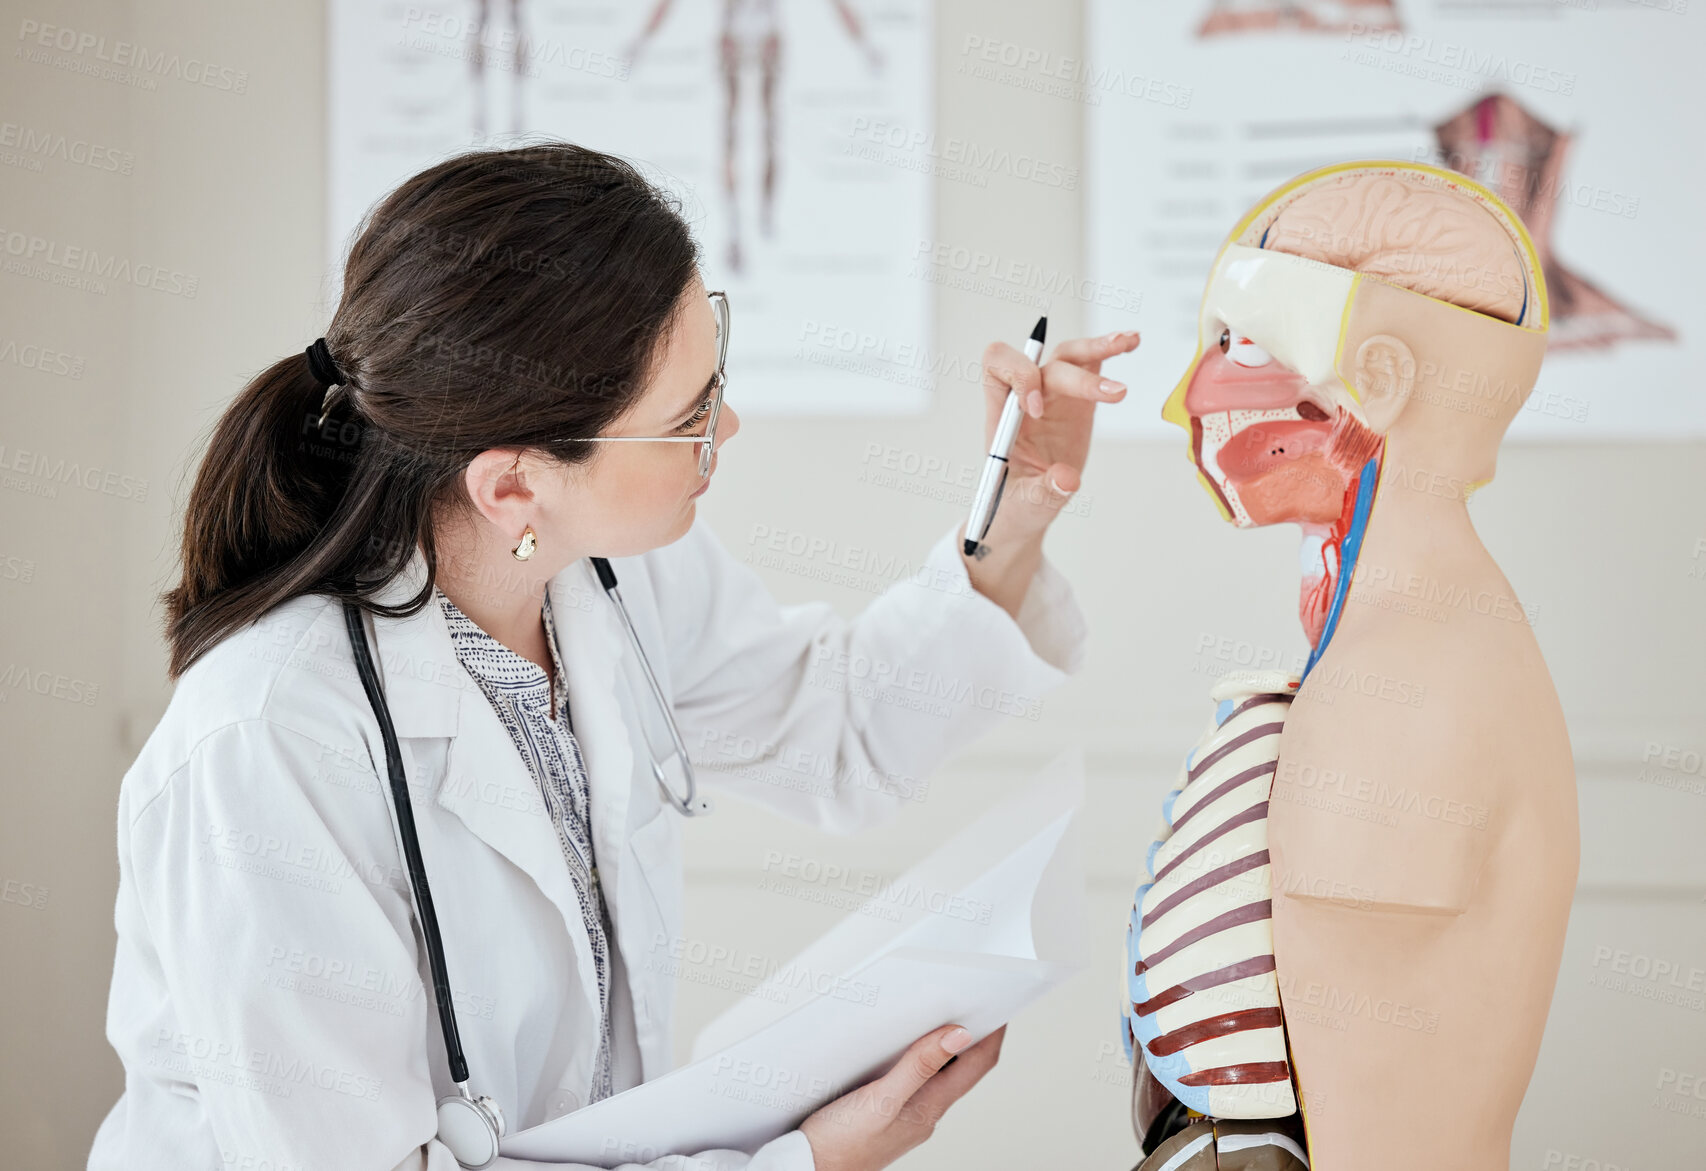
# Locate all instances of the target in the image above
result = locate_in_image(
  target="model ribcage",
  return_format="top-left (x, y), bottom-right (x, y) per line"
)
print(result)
top-left (1124, 672), bottom-right (1299, 1119)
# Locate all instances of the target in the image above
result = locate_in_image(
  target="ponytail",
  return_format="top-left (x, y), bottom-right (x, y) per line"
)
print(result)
top-left (161, 350), bottom-right (375, 678)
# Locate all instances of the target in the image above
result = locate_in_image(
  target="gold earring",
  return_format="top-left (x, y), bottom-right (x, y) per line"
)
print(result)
top-left (512, 527), bottom-right (537, 562)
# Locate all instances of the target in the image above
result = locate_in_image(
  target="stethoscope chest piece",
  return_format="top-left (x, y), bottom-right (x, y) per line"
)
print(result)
top-left (437, 1092), bottom-right (505, 1169)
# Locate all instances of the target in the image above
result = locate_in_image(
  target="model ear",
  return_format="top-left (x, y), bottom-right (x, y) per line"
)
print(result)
top-left (1350, 333), bottom-right (1415, 433)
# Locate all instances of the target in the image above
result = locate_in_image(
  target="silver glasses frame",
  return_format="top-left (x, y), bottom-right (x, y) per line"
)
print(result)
top-left (564, 290), bottom-right (727, 480)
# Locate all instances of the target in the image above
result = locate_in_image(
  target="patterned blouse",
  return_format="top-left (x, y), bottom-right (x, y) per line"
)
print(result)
top-left (437, 586), bottom-right (616, 1104)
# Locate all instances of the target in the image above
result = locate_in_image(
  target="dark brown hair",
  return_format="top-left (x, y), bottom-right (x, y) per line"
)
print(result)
top-left (162, 141), bottom-right (700, 678)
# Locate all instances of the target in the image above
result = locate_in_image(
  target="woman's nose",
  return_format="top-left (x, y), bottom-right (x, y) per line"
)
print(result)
top-left (714, 404), bottom-right (740, 448)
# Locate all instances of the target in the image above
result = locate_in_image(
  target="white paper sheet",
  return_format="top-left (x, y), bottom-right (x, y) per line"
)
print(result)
top-left (499, 748), bottom-right (1087, 1164)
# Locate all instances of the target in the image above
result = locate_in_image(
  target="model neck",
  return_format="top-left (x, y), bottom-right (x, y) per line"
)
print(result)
top-left (1299, 428), bottom-right (1494, 659)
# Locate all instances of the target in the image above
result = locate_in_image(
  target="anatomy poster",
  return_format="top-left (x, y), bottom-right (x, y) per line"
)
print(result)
top-left (1086, 0), bottom-right (1703, 438)
top-left (1198, 0), bottom-right (1401, 37)
top-left (328, 1), bottom-right (934, 415)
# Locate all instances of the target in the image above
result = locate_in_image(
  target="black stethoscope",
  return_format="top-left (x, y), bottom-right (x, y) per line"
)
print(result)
top-left (342, 556), bottom-right (709, 1169)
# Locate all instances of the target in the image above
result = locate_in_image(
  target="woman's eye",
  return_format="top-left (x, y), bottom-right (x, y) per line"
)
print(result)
top-left (1218, 328), bottom-right (1231, 353)
top-left (677, 398), bottom-right (712, 432)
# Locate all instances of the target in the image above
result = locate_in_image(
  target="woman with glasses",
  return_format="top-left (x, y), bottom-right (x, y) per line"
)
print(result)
top-left (89, 142), bottom-right (1135, 1171)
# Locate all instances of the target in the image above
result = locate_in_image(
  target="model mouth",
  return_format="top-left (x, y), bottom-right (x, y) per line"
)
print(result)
top-left (1215, 417), bottom-right (1332, 479)
top-left (1195, 409), bottom-right (1345, 526)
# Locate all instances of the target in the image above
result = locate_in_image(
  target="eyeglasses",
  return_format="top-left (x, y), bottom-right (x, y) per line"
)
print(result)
top-left (565, 291), bottom-right (728, 480)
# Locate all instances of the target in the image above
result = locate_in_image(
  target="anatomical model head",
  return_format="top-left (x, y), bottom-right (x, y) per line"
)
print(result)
top-left (1162, 161), bottom-right (1550, 531)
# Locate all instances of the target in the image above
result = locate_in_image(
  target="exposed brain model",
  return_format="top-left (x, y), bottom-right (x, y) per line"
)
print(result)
top-left (1257, 175), bottom-right (1527, 321)
top-left (1123, 161), bottom-right (1578, 1171)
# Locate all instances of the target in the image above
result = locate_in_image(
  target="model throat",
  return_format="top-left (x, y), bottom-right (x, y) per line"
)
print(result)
top-left (1299, 450), bottom-right (1382, 655)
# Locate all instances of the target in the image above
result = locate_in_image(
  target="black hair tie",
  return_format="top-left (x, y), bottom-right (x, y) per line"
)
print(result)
top-left (305, 337), bottom-right (344, 386)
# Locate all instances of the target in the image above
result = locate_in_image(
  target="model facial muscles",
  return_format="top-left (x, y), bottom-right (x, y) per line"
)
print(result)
top-left (1181, 334), bottom-right (1385, 645)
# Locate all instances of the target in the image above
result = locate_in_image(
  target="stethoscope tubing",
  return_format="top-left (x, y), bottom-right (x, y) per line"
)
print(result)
top-left (344, 602), bottom-right (474, 1083)
top-left (590, 556), bottom-right (707, 817)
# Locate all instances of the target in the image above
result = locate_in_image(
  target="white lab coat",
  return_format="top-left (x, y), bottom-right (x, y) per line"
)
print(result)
top-left (87, 517), bottom-right (1087, 1171)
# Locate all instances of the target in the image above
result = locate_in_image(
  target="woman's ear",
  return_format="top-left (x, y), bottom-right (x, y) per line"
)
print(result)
top-left (461, 448), bottom-right (537, 531)
top-left (1350, 333), bottom-right (1416, 434)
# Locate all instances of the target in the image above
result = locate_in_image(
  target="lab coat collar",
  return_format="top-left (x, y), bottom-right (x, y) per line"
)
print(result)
top-left (365, 548), bottom-right (635, 814)
top-left (363, 548), bottom-right (464, 739)
top-left (362, 546), bottom-right (641, 1037)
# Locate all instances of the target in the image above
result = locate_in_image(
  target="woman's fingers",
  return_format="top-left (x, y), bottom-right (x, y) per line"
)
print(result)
top-left (902, 1026), bottom-right (1006, 1128)
top-left (1041, 356), bottom-right (1127, 405)
top-left (980, 341), bottom-right (1043, 395)
top-left (1049, 328), bottom-right (1141, 375)
top-left (980, 341), bottom-right (1046, 418)
top-left (1038, 328), bottom-right (1141, 404)
top-left (1042, 461), bottom-right (1081, 499)
top-left (800, 1024), bottom-right (975, 1170)
top-left (982, 329), bottom-right (1138, 420)
top-left (870, 1023), bottom-right (974, 1114)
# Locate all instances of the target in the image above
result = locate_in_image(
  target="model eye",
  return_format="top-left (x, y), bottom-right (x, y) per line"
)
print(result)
top-left (1218, 328), bottom-right (1231, 353)
top-left (1226, 334), bottom-right (1272, 369)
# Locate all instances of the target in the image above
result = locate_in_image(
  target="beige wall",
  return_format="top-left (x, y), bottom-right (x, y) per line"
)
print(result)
top-left (3, 1), bottom-right (1702, 1167)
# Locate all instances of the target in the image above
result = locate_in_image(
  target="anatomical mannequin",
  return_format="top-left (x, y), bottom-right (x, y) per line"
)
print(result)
top-left (1121, 162), bottom-right (1579, 1170)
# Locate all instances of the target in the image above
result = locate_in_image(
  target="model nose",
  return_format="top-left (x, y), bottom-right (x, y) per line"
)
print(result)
top-left (1183, 349), bottom-right (1313, 416)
